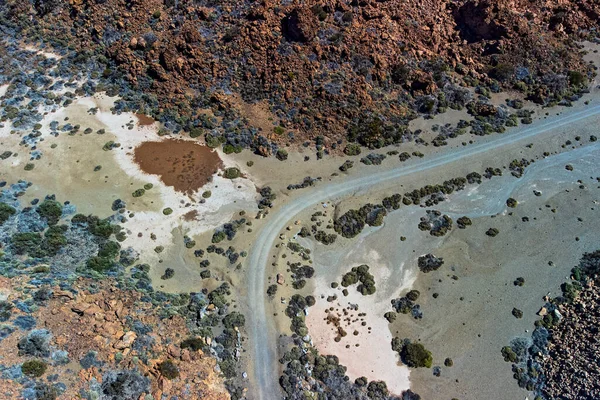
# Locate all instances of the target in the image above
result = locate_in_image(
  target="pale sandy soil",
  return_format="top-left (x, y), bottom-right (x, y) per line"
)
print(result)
top-left (301, 141), bottom-right (599, 400)
top-left (306, 246), bottom-right (413, 394)
top-left (0, 93), bottom-right (258, 274)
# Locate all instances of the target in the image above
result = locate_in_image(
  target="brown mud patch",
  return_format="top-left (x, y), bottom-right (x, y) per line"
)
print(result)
top-left (134, 139), bottom-right (222, 193)
top-left (135, 113), bottom-right (155, 126)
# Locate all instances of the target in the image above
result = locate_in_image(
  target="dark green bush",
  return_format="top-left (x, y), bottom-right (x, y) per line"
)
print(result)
top-left (180, 337), bottom-right (204, 351)
top-left (399, 342), bottom-right (432, 368)
top-left (37, 200), bottom-right (62, 225)
top-left (158, 360), bottom-right (179, 380)
top-left (223, 168), bottom-right (241, 179)
top-left (0, 202), bottom-right (16, 225)
top-left (22, 359), bottom-right (48, 377)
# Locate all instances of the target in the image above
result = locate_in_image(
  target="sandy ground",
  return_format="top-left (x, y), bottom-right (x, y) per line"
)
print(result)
top-left (299, 141), bottom-right (599, 399)
top-left (305, 244), bottom-right (414, 393)
top-left (0, 92), bottom-right (259, 287)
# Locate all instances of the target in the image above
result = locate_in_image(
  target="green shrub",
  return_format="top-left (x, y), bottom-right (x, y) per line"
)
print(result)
top-left (400, 342), bottom-right (432, 368)
top-left (343, 143), bottom-right (361, 156)
top-left (22, 359), bottom-right (47, 377)
top-left (86, 256), bottom-right (114, 272)
top-left (189, 127), bottom-right (203, 138)
top-left (506, 198), bottom-right (518, 208)
top-left (132, 189), bottom-right (145, 198)
top-left (162, 208), bottom-right (173, 215)
top-left (223, 168), bottom-right (241, 179)
top-left (267, 284), bottom-right (278, 296)
top-left (37, 200), bottom-right (63, 225)
top-left (222, 312), bottom-right (246, 329)
top-left (202, 190), bottom-right (212, 198)
top-left (273, 126), bottom-right (285, 135)
top-left (161, 268), bottom-right (175, 280)
top-left (11, 232), bottom-right (42, 255)
top-left (0, 203), bottom-right (16, 225)
top-left (276, 149), bottom-right (288, 161)
top-left (501, 346), bottom-right (517, 362)
top-left (98, 241), bottom-right (121, 259)
top-left (180, 337), bottom-right (204, 351)
top-left (212, 231), bottom-right (226, 243)
top-left (219, 359), bottom-right (237, 379)
top-left (568, 70), bottom-right (586, 86)
top-left (486, 228), bottom-right (499, 237)
top-left (158, 360), bottom-right (179, 380)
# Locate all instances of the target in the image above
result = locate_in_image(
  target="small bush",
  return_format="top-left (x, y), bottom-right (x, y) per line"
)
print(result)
top-left (22, 359), bottom-right (48, 377)
top-left (343, 143), bottom-right (361, 156)
top-left (223, 168), bottom-right (241, 179)
top-left (161, 268), bottom-right (175, 280)
top-left (180, 337), bottom-right (204, 351)
top-left (276, 149), bottom-right (288, 161)
top-left (158, 360), bottom-right (179, 380)
top-left (400, 342), bottom-right (433, 368)
top-left (0, 202), bottom-right (16, 225)
top-left (37, 199), bottom-right (63, 225)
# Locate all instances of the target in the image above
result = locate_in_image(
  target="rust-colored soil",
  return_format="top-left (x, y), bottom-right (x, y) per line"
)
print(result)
top-left (136, 113), bottom-right (155, 126)
top-left (134, 139), bottom-right (222, 193)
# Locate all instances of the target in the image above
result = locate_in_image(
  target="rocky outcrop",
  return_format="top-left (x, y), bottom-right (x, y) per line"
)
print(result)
top-left (1, 0), bottom-right (599, 147)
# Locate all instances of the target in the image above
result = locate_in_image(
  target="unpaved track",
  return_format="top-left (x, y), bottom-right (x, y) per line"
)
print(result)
top-left (246, 103), bottom-right (600, 399)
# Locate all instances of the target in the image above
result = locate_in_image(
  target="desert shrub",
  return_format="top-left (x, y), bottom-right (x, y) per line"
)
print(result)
top-left (18, 329), bottom-right (51, 357)
top-left (158, 360), bottom-right (179, 380)
top-left (339, 160), bottom-right (354, 172)
top-left (398, 341), bottom-right (432, 368)
top-left (486, 228), bottom-right (499, 237)
top-left (267, 284), bottom-right (278, 296)
top-left (512, 308), bottom-right (523, 318)
top-left (222, 312), bottom-right (246, 329)
top-left (219, 359), bottom-right (237, 379)
top-left (180, 337), bottom-right (204, 351)
top-left (223, 167), bottom-right (241, 179)
top-left (22, 359), bottom-right (47, 377)
top-left (0, 202), bottom-right (16, 225)
top-left (384, 312), bottom-right (397, 323)
top-left (37, 199), bottom-right (62, 225)
top-left (405, 290), bottom-right (420, 302)
top-left (314, 231), bottom-right (337, 245)
top-left (506, 198), bottom-right (518, 208)
top-left (86, 256), bottom-right (114, 272)
top-left (212, 231), bottom-right (226, 243)
top-left (568, 70), bottom-right (586, 86)
top-left (11, 232), bottom-right (42, 255)
top-left (514, 277), bottom-right (525, 286)
top-left (444, 358), bottom-right (453, 367)
top-left (501, 346), bottom-right (517, 362)
top-left (161, 268), bottom-right (175, 280)
top-left (101, 370), bottom-right (150, 400)
top-left (343, 143), bottom-right (362, 156)
top-left (417, 254), bottom-right (444, 273)
top-left (276, 149), bottom-right (288, 161)
top-left (98, 241), bottom-right (121, 259)
top-left (33, 383), bottom-right (59, 400)
top-left (367, 380), bottom-right (389, 398)
top-left (341, 265), bottom-right (376, 295)
top-left (456, 216), bottom-right (472, 229)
